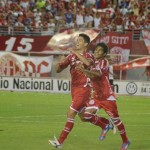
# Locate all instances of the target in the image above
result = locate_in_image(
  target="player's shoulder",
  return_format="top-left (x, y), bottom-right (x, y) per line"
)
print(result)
top-left (67, 53), bottom-right (75, 59)
top-left (84, 51), bottom-right (93, 56)
top-left (102, 58), bottom-right (109, 64)
top-left (84, 52), bottom-right (94, 60)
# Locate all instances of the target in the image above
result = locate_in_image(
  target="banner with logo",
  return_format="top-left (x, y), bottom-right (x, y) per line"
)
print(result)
top-left (113, 56), bottom-right (150, 70)
top-left (0, 52), bottom-right (53, 77)
top-left (91, 32), bottom-right (133, 63)
top-left (142, 30), bottom-right (150, 54)
top-left (0, 77), bottom-right (149, 96)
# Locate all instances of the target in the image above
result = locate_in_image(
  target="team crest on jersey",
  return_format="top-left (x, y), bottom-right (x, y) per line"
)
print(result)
top-left (89, 99), bottom-right (95, 105)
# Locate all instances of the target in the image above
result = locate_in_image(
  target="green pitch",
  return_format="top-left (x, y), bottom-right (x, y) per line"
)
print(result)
top-left (0, 91), bottom-right (149, 150)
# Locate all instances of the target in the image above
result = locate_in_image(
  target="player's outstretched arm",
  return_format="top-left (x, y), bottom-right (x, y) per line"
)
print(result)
top-left (55, 63), bottom-right (64, 73)
top-left (55, 55), bottom-right (68, 73)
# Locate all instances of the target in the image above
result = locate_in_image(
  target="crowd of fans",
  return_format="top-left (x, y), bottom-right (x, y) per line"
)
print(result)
top-left (0, 0), bottom-right (150, 34)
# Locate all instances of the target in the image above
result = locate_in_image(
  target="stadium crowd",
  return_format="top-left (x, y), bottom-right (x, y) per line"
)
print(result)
top-left (0, 0), bottom-right (150, 34)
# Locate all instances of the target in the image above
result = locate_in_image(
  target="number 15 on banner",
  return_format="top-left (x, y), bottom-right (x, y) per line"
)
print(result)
top-left (5, 37), bottom-right (34, 52)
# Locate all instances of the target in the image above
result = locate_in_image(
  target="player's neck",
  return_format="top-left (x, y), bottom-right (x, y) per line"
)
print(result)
top-left (76, 48), bottom-right (86, 54)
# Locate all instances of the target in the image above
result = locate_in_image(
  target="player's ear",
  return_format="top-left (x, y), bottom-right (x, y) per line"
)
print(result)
top-left (84, 43), bottom-right (88, 46)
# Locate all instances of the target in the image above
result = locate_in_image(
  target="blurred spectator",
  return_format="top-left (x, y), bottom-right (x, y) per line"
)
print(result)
top-left (45, 0), bottom-right (52, 11)
top-left (29, 0), bottom-right (36, 10)
top-left (48, 19), bottom-right (55, 28)
top-left (33, 9), bottom-right (42, 29)
top-left (100, 0), bottom-right (109, 9)
top-left (64, 9), bottom-right (74, 28)
top-left (50, 3), bottom-right (57, 17)
top-left (75, 10), bottom-right (84, 28)
top-left (0, 0), bottom-right (6, 7)
top-left (134, 20), bottom-right (142, 30)
top-left (129, 11), bottom-right (137, 25)
top-left (57, 0), bottom-right (65, 10)
top-left (84, 11), bottom-right (94, 28)
top-left (64, 0), bottom-right (71, 10)
top-left (113, 12), bottom-right (124, 32)
top-left (55, 9), bottom-right (64, 26)
top-left (14, 15), bottom-right (24, 27)
top-left (43, 10), bottom-right (53, 21)
top-left (20, 0), bottom-right (29, 10)
top-left (119, 0), bottom-right (129, 9)
top-left (24, 9), bottom-right (34, 25)
top-left (95, 0), bottom-right (101, 9)
top-left (105, 3), bottom-right (115, 18)
top-left (93, 11), bottom-right (101, 28)
top-left (124, 19), bottom-right (135, 30)
top-left (120, 4), bottom-right (128, 16)
top-left (100, 12), bottom-right (112, 31)
top-left (132, 3), bottom-right (140, 17)
top-left (36, 0), bottom-right (46, 9)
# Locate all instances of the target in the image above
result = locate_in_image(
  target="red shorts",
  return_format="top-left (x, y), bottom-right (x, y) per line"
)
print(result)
top-left (71, 86), bottom-right (90, 112)
top-left (87, 99), bottom-right (119, 118)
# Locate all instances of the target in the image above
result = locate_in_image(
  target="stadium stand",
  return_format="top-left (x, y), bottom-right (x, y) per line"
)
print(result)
top-left (0, 0), bottom-right (149, 39)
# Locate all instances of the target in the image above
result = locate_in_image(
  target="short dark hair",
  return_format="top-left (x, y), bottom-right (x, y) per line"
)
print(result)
top-left (79, 33), bottom-right (90, 45)
top-left (95, 42), bottom-right (109, 55)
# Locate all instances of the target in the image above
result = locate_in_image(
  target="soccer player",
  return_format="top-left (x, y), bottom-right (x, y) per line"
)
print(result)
top-left (77, 43), bottom-right (130, 150)
top-left (48, 33), bottom-right (95, 149)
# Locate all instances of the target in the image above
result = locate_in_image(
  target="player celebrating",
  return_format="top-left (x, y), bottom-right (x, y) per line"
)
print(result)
top-left (48, 33), bottom-right (95, 149)
top-left (78, 43), bottom-right (130, 150)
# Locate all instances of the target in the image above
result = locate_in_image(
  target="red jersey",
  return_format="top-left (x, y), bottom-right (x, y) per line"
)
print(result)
top-left (91, 58), bottom-right (116, 101)
top-left (59, 52), bottom-right (94, 87)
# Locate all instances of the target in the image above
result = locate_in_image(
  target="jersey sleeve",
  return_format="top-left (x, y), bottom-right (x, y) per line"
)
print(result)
top-left (96, 59), bottom-right (109, 77)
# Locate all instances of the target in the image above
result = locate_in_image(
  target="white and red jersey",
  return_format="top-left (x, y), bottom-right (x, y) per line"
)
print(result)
top-left (91, 58), bottom-right (116, 101)
top-left (59, 52), bottom-right (94, 87)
